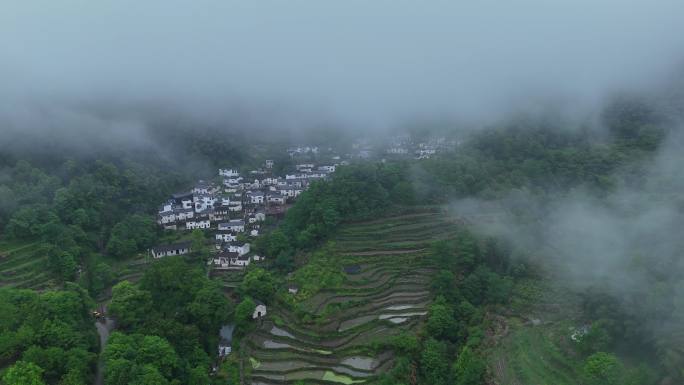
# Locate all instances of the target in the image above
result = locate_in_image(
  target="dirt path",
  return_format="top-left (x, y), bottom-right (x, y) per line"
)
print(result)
top-left (345, 248), bottom-right (425, 256)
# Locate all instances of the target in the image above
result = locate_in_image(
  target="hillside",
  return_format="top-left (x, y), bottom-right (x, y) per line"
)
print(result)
top-left (243, 208), bottom-right (459, 384)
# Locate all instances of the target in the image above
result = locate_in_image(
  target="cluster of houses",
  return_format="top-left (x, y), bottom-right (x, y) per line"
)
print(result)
top-left (151, 160), bottom-right (338, 270)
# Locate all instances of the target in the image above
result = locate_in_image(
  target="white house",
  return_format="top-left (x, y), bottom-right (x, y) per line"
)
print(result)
top-left (228, 242), bottom-right (250, 256)
top-left (387, 147), bottom-right (409, 155)
top-left (219, 219), bottom-right (245, 233)
top-left (248, 191), bottom-right (265, 204)
top-left (213, 251), bottom-right (238, 267)
top-left (209, 208), bottom-right (228, 222)
top-left (233, 254), bottom-right (251, 267)
top-left (250, 229), bottom-right (259, 237)
top-left (174, 208), bottom-right (194, 221)
top-left (228, 203), bottom-right (242, 212)
top-left (151, 241), bottom-right (191, 258)
top-left (254, 211), bottom-right (266, 221)
top-left (262, 176), bottom-right (278, 186)
top-left (253, 302), bottom-right (267, 319)
top-left (160, 201), bottom-right (174, 213)
top-left (214, 251), bottom-right (252, 268)
top-left (265, 160), bottom-right (274, 168)
top-left (192, 180), bottom-right (212, 194)
top-left (172, 192), bottom-right (194, 210)
top-left (186, 219), bottom-right (211, 230)
top-left (215, 231), bottom-right (237, 243)
top-left (318, 165), bottom-right (336, 173)
top-left (194, 193), bottom-right (217, 212)
top-left (158, 211), bottom-right (176, 225)
top-left (219, 168), bottom-right (240, 177)
top-left (278, 186), bottom-right (301, 198)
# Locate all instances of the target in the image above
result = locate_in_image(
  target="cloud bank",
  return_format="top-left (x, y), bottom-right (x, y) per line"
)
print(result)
top-left (2, 0), bottom-right (684, 131)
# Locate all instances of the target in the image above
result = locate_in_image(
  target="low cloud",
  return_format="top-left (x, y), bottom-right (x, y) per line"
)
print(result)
top-left (2, 0), bottom-right (684, 133)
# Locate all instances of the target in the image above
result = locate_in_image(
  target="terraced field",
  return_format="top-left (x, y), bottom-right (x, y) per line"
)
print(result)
top-left (0, 239), bottom-right (57, 290)
top-left (212, 269), bottom-right (246, 291)
top-left (244, 208), bottom-right (459, 384)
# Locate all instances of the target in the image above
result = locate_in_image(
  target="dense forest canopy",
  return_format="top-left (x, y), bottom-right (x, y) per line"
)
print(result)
top-left (0, 89), bottom-right (683, 384)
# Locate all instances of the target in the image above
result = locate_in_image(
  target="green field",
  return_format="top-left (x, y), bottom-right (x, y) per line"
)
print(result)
top-left (243, 208), bottom-right (460, 384)
top-left (485, 279), bottom-right (588, 385)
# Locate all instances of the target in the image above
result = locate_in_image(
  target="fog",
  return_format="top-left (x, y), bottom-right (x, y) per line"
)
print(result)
top-left (447, 126), bottom-right (684, 357)
top-left (4, 0), bottom-right (684, 280)
top-left (2, 0), bottom-right (684, 136)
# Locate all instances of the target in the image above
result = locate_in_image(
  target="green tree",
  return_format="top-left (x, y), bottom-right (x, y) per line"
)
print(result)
top-left (420, 338), bottom-right (449, 385)
top-left (582, 352), bottom-right (623, 385)
top-left (6, 205), bottom-right (60, 240)
top-left (106, 215), bottom-right (156, 259)
top-left (104, 333), bottom-right (179, 384)
top-left (2, 361), bottom-right (46, 385)
top-left (186, 281), bottom-right (231, 335)
top-left (426, 300), bottom-right (458, 341)
top-left (190, 229), bottom-right (207, 260)
top-left (234, 298), bottom-right (256, 334)
top-left (452, 346), bottom-right (485, 385)
top-left (109, 281), bottom-right (153, 329)
top-left (240, 268), bottom-right (276, 303)
top-left (579, 320), bottom-right (613, 354)
top-left (431, 270), bottom-right (457, 301)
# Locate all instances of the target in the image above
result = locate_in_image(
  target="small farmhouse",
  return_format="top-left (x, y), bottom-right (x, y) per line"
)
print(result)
top-left (253, 301), bottom-right (267, 319)
top-left (151, 241), bottom-right (191, 259)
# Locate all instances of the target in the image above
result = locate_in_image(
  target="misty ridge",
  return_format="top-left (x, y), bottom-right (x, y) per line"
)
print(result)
top-left (3, 0), bottom-right (684, 143)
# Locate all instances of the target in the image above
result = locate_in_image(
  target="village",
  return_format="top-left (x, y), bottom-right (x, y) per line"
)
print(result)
top-left (150, 158), bottom-right (338, 270)
top-left (148, 136), bottom-right (454, 270)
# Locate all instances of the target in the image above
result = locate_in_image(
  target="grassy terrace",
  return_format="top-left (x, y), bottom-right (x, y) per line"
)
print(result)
top-left (244, 208), bottom-right (459, 384)
top-left (0, 239), bottom-right (57, 290)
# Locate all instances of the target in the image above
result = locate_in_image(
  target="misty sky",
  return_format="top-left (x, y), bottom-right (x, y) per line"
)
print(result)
top-left (2, 0), bottom-right (684, 128)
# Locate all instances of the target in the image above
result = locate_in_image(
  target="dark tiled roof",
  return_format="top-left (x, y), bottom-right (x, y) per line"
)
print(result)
top-left (172, 191), bottom-right (193, 200)
top-left (152, 241), bottom-right (191, 254)
top-left (216, 250), bottom-right (240, 259)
